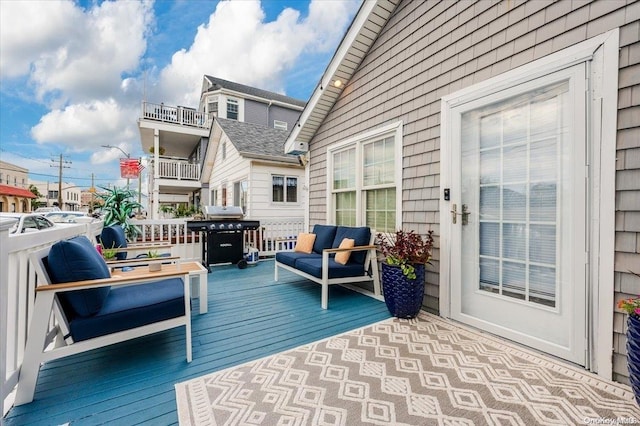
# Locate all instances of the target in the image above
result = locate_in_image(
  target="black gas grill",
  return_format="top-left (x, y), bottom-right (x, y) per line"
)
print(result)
top-left (186, 206), bottom-right (259, 270)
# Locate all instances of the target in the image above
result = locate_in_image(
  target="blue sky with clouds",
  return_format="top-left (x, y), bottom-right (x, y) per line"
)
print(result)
top-left (0, 0), bottom-right (359, 193)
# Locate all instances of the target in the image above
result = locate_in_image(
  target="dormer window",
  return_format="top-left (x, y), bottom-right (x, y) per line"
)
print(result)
top-left (207, 96), bottom-right (218, 117)
top-left (227, 98), bottom-right (238, 120)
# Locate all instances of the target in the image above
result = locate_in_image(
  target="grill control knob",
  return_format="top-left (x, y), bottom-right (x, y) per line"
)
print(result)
top-left (209, 224), bottom-right (216, 230)
top-left (236, 224), bottom-right (242, 229)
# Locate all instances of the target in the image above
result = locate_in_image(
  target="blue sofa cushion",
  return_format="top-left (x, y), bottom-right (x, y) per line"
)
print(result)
top-left (275, 251), bottom-right (321, 268)
top-left (312, 225), bottom-right (337, 254)
top-left (47, 236), bottom-right (111, 317)
top-left (332, 226), bottom-right (371, 264)
top-left (101, 225), bottom-right (128, 260)
top-left (295, 256), bottom-right (365, 279)
top-left (68, 277), bottom-right (185, 341)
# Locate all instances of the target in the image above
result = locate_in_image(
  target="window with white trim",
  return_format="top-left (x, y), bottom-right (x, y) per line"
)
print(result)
top-left (234, 180), bottom-right (248, 213)
top-left (207, 96), bottom-right (218, 117)
top-left (274, 120), bottom-right (288, 130)
top-left (227, 98), bottom-right (238, 120)
top-left (328, 122), bottom-right (402, 232)
top-left (272, 175), bottom-right (298, 203)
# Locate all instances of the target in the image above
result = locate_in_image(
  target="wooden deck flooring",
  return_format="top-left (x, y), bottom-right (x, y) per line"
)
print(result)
top-left (4, 259), bottom-right (391, 425)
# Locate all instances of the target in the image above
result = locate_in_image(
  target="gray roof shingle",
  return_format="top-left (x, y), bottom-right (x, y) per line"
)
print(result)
top-left (216, 118), bottom-right (299, 163)
top-left (204, 76), bottom-right (306, 108)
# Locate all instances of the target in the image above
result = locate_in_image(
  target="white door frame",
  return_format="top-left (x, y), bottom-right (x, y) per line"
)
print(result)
top-left (440, 29), bottom-right (618, 378)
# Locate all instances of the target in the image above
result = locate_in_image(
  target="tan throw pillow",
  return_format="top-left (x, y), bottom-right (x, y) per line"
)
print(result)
top-left (294, 233), bottom-right (316, 254)
top-left (335, 238), bottom-right (355, 265)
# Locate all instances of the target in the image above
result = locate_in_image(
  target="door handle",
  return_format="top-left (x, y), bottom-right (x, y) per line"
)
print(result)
top-left (451, 204), bottom-right (470, 225)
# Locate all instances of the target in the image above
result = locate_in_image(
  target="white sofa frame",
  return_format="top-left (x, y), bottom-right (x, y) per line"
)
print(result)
top-left (274, 234), bottom-right (381, 309)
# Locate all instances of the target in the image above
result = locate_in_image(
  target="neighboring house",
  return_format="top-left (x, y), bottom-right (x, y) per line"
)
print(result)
top-left (285, 0), bottom-right (639, 386)
top-left (0, 161), bottom-right (34, 212)
top-left (138, 76), bottom-right (305, 219)
top-left (29, 180), bottom-right (82, 211)
top-left (202, 118), bottom-right (305, 220)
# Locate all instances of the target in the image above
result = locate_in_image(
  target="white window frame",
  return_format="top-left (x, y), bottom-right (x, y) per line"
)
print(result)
top-left (271, 175), bottom-right (298, 204)
top-left (207, 96), bottom-right (218, 117)
top-left (440, 30), bottom-right (618, 378)
top-left (226, 98), bottom-right (239, 120)
top-left (273, 120), bottom-right (288, 130)
top-left (326, 121), bottom-right (403, 231)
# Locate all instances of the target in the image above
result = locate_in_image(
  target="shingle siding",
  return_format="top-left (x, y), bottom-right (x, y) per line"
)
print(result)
top-left (307, 0), bottom-right (639, 383)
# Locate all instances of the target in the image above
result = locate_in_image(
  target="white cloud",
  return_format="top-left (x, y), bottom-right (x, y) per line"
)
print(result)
top-left (1, 0), bottom-right (358, 173)
top-left (31, 99), bottom-right (138, 152)
top-left (155, 0), bottom-right (359, 107)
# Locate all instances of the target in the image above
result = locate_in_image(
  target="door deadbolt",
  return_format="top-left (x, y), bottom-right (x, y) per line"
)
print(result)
top-left (451, 204), bottom-right (470, 225)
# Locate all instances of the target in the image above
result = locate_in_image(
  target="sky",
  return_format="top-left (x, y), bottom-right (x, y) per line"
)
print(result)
top-left (0, 0), bottom-right (360, 195)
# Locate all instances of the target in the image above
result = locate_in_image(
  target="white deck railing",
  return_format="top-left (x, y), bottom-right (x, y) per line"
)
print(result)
top-left (156, 158), bottom-right (200, 181)
top-left (1, 216), bottom-right (304, 414)
top-left (141, 101), bottom-right (212, 129)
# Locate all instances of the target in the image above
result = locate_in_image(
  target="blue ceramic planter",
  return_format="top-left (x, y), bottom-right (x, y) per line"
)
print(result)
top-left (381, 263), bottom-right (425, 319)
top-left (626, 316), bottom-right (640, 405)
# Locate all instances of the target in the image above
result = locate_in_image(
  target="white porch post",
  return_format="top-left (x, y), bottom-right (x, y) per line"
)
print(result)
top-left (152, 129), bottom-right (160, 220)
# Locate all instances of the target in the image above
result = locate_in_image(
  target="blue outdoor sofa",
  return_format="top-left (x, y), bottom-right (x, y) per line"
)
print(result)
top-left (274, 225), bottom-right (381, 309)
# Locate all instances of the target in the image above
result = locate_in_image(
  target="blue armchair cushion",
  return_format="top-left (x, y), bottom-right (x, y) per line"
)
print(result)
top-left (47, 236), bottom-right (111, 317)
top-left (311, 225), bottom-right (337, 254)
top-left (101, 225), bottom-right (128, 260)
top-left (275, 251), bottom-right (320, 268)
top-left (68, 277), bottom-right (185, 341)
top-left (295, 256), bottom-right (365, 279)
top-left (332, 226), bottom-right (371, 264)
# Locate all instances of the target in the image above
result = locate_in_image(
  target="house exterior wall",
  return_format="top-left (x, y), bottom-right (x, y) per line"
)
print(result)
top-left (244, 98), bottom-right (268, 126)
top-left (249, 162), bottom-right (306, 220)
top-left (306, 0), bottom-right (639, 383)
top-left (209, 134), bottom-right (246, 208)
top-left (0, 161), bottom-right (29, 189)
top-left (208, 135), bottom-right (305, 220)
top-left (269, 105), bottom-right (301, 131)
top-left (242, 100), bottom-right (301, 131)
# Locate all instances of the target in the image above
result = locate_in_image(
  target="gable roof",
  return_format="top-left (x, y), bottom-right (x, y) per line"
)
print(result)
top-left (0, 184), bottom-right (36, 198)
top-left (203, 76), bottom-right (306, 109)
top-left (215, 118), bottom-right (300, 164)
top-left (284, 0), bottom-right (398, 153)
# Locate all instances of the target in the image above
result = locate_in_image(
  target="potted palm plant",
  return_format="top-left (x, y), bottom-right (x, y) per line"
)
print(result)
top-left (96, 186), bottom-right (142, 241)
top-left (376, 229), bottom-right (434, 318)
top-left (617, 270), bottom-right (640, 405)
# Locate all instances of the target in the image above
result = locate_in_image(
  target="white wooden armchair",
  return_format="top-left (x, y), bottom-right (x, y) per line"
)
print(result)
top-left (15, 236), bottom-right (191, 405)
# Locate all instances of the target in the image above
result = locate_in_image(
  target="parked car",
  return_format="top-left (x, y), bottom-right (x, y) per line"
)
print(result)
top-left (34, 206), bottom-right (61, 213)
top-left (44, 211), bottom-right (95, 224)
top-left (0, 213), bottom-right (57, 235)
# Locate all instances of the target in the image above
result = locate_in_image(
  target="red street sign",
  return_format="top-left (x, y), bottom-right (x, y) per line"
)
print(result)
top-left (120, 158), bottom-right (144, 179)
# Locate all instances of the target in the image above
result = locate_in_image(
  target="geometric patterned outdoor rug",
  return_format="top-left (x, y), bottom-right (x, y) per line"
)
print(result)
top-left (175, 312), bottom-right (640, 425)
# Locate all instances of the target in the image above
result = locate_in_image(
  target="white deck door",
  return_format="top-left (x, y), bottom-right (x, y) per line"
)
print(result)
top-left (449, 64), bottom-right (587, 365)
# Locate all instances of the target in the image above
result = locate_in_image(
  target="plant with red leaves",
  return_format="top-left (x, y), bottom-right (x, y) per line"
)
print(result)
top-left (375, 230), bottom-right (434, 279)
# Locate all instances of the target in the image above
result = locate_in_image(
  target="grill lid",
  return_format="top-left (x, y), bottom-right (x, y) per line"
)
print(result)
top-left (201, 205), bottom-right (244, 219)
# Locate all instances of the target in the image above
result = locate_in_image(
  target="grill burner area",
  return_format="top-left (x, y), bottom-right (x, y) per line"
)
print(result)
top-left (186, 206), bottom-right (259, 270)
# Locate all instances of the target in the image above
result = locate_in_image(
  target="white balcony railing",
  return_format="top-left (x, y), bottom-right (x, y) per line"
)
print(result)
top-left (156, 158), bottom-right (200, 181)
top-left (141, 102), bottom-right (212, 129)
top-left (1, 217), bottom-right (304, 414)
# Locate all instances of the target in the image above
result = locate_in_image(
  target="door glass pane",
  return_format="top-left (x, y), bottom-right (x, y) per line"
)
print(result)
top-left (464, 82), bottom-right (568, 308)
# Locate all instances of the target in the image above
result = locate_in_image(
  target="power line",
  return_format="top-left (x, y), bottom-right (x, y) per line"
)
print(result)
top-left (28, 171), bottom-right (115, 181)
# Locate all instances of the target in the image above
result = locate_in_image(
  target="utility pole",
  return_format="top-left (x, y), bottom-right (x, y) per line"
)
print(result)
top-left (138, 158), bottom-right (143, 214)
top-left (51, 154), bottom-right (71, 208)
top-left (90, 173), bottom-right (96, 213)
